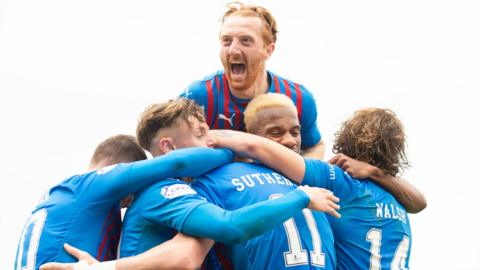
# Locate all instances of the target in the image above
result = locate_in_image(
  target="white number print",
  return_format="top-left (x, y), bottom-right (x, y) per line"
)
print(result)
top-left (366, 229), bottom-right (382, 270)
top-left (366, 228), bottom-right (410, 270)
top-left (270, 194), bottom-right (325, 267)
top-left (16, 209), bottom-right (47, 270)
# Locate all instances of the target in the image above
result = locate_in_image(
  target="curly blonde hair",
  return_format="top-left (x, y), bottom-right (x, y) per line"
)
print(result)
top-left (333, 108), bottom-right (409, 176)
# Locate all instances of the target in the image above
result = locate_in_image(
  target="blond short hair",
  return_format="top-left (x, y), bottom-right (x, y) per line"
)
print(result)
top-left (244, 93), bottom-right (297, 132)
top-left (221, 2), bottom-right (278, 45)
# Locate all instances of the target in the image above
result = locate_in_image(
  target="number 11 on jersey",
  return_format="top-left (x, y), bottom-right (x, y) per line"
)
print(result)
top-left (270, 194), bottom-right (325, 267)
top-left (15, 209), bottom-right (47, 270)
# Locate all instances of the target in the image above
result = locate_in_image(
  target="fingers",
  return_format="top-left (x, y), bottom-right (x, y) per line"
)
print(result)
top-left (327, 199), bottom-right (340, 210)
top-left (333, 156), bottom-right (348, 170)
top-left (39, 262), bottom-right (74, 270)
top-left (326, 207), bottom-right (341, 218)
top-left (325, 191), bottom-right (340, 203)
top-left (64, 243), bottom-right (86, 259)
top-left (327, 155), bottom-right (339, 164)
top-left (305, 188), bottom-right (342, 217)
top-left (325, 194), bottom-right (341, 218)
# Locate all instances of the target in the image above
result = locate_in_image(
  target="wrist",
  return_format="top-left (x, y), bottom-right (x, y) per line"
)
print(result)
top-left (370, 166), bottom-right (384, 180)
top-left (294, 187), bottom-right (311, 208)
top-left (73, 261), bottom-right (116, 270)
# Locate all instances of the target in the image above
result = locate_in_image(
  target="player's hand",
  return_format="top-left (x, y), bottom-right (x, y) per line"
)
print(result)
top-left (298, 185), bottom-right (341, 218)
top-left (39, 243), bottom-right (98, 270)
top-left (208, 129), bottom-right (236, 143)
top-left (328, 154), bottom-right (376, 179)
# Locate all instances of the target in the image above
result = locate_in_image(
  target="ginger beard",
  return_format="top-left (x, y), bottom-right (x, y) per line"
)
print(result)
top-left (219, 15), bottom-right (273, 93)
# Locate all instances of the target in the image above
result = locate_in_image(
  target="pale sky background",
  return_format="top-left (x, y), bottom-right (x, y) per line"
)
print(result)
top-left (1, 0), bottom-right (479, 269)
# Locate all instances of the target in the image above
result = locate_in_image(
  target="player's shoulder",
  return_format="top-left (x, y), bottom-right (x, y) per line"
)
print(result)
top-left (48, 172), bottom-right (93, 195)
top-left (194, 162), bottom-right (268, 188)
top-left (136, 178), bottom-right (204, 202)
top-left (137, 178), bottom-right (184, 195)
top-left (214, 161), bottom-right (269, 174)
top-left (187, 70), bottom-right (224, 89)
top-left (181, 71), bottom-right (225, 100)
top-left (34, 172), bottom-right (91, 209)
top-left (366, 181), bottom-right (402, 203)
top-left (268, 70), bottom-right (314, 95)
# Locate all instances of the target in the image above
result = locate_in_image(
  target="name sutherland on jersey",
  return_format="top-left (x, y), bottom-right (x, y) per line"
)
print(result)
top-left (376, 202), bottom-right (407, 224)
top-left (231, 172), bottom-right (294, 191)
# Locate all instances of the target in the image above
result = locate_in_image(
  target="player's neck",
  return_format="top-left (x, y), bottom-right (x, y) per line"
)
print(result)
top-left (230, 71), bottom-right (269, 99)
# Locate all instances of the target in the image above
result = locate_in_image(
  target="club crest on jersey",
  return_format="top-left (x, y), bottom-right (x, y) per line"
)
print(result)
top-left (96, 164), bottom-right (118, 175)
top-left (161, 184), bottom-right (197, 199)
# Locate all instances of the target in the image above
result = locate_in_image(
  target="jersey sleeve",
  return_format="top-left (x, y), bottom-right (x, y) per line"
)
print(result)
top-left (299, 87), bottom-right (321, 147)
top-left (180, 79), bottom-right (218, 128)
top-left (179, 80), bottom-right (208, 107)
top-left (302, 158), bottom-right (361, 203)
top-left (190, 178), bottom-right (225, 208)
top-left (181, 189), bottom-right (310, 244)
top-left (139, 180), bottom-right (209, 231)
top-left (85, 147), bottom-right (233, 202)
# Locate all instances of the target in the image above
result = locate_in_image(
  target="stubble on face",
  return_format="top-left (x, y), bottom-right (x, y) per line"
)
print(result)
top-left (220, 15), bottom-right (272, 95)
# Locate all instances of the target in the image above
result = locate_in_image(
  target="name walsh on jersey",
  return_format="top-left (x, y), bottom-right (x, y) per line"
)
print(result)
top-left (231, 172), bottom-right (295, 191)
top-left (376, 202), bottom-right (407, 224)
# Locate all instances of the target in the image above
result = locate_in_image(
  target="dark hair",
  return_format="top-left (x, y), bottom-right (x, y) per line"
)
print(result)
top-left (90, 135), bottom-right (147, 166)
top-left (136, 99), bottom-right (206, 151)
top-left (333, 108), bottom-right (409, 176)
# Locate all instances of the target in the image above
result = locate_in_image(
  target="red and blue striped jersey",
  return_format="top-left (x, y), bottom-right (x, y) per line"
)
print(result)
top-left (181, 70), bottom-right (322, 148)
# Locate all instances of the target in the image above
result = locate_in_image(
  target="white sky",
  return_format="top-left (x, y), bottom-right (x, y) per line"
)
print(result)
top-left (1, 0), bottom-right (479, 269)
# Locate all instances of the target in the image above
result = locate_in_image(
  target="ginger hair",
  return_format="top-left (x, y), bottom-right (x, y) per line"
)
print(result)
top-left (221, 2), bottom-right (278, 45)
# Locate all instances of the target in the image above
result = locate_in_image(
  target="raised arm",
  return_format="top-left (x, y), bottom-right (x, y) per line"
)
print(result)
top-left (128, 147), bottom-right (233, 181)
top-left (209, 130), bottom-right (306, 183)
top-left (329, 154), bottom-right (427, 213)
top-left (181, 186), bottom-right (339, 244)
top-left (93, 147), bottom-right (234, 199)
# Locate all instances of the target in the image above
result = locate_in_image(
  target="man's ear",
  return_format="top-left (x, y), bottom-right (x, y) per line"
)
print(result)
top-left (158, 137), bottom-right (175, 154)
top-left (265, 42), bottom-right (275, 59)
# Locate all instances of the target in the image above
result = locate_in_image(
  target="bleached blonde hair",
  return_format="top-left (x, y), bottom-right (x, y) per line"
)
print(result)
top-left (244, 93), bottom-right (297, 132)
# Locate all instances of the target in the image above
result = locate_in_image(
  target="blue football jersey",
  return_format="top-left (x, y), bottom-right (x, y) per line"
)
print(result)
top-left (180, 70), bottom-right (321, 147)
top-left (119, 178), bottom-right (208, 256)
top-left (15, 165), bottom-right (128, 270)
top-left (191, 162), bottom-right (336, 270)
top-left (303, 159), bottom-right (412, 270)
top-left (14, 147), bottom-right (233, 270)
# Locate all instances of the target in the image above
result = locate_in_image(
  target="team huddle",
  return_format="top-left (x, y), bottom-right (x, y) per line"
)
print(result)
top-left (15, 2), bottom-right (426, 270)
